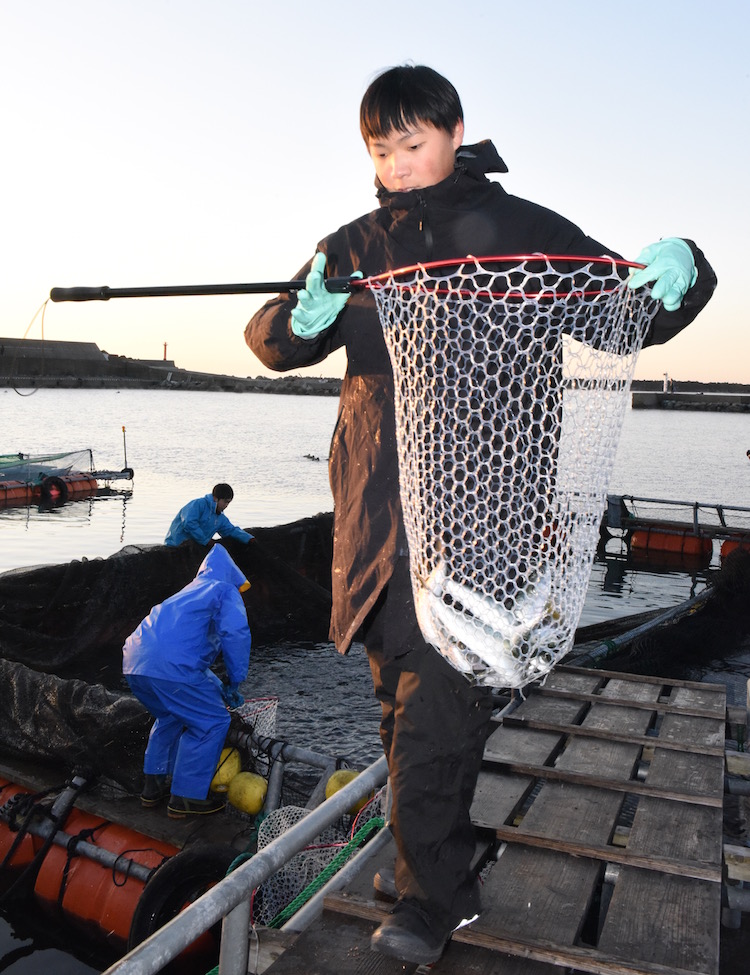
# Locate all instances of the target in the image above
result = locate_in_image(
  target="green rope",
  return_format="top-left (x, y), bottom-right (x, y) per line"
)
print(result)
top-left (202, 814), bottom-right (384, 973)
top-left (268, 816), bottom-right (385, 928)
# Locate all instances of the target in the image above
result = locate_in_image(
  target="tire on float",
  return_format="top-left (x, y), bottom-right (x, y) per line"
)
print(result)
top-left (40, 475), bottom-right (69, 504)
top-left (128, 844), bottom-right (239, 956)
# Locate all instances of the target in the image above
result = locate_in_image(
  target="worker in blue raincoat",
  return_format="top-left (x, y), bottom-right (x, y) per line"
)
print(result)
top-left (164, 482), bottom-right (254, 547)
top-left (123, 544), bottom-right (252, 818)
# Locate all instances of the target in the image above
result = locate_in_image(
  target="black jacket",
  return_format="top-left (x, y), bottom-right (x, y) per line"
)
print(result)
top-left (245, 141), bottom-right (717, 652)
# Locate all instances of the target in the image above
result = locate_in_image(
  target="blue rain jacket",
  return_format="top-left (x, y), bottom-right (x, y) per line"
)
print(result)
top-left (164, 493), bottom-right (253, 547)
top-left (122, 544), bottom-right (252, 686)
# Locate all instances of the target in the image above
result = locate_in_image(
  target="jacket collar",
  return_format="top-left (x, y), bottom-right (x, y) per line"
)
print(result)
top-left (375, 139), bottom-right (508, 206)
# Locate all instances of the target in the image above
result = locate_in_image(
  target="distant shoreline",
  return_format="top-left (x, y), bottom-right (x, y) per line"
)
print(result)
top-left (2, 336), bottom-right (748, 399)
top-left (0, 335), bottom-right (341, 394)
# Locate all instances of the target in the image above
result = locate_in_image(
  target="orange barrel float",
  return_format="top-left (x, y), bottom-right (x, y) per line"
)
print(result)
top-left (720, 538), bottom-right (750, 560)
top-left (629, 527), bottom-right (713, 561)
top-left (31, 805), bottom-right (178, 948)
top-left (1, 775), bottom-right (239, 970)
top-left (60, 473), bottom-right (99, 496)
top-left (0, 480), bottom-right (34, 505)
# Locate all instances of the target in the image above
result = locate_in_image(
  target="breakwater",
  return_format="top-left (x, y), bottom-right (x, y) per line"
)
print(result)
top-left (632, 382), bottom-right (750, 413)
top-left (0, 336), bottom-right (341, 394)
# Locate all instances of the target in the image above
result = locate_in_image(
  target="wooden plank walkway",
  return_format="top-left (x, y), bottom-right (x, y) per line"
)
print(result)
top-left (263, 666), bottom-right (726, 975)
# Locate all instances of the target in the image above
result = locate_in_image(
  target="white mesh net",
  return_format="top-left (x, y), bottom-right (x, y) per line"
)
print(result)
top-left (251, 787), bottom-right (386, 926)
top-left (236, 697), bottom-right (278, 774)
top-left (371, 255), bottom-right (659, 689)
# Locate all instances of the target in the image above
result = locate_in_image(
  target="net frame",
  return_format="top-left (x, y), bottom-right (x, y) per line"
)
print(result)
top-left (235, 697), bottom-right (279, 775)
top-left (370, 254), bottom-right (659, 690)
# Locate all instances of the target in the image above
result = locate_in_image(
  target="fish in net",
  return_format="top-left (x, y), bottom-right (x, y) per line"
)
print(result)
top-left (370, 255), bottom-right (660, 689)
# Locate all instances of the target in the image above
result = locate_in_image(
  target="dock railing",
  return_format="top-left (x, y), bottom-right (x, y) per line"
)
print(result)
top-left (607, 494), bottom-right (750, 539)
top-left (102, 755), bottom-right (389, 975)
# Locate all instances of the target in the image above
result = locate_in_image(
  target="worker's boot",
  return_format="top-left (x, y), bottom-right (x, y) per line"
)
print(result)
top-left (167, 794), bottom-right (226, 819)
top-left (140, 774), bottom-right (171, 807)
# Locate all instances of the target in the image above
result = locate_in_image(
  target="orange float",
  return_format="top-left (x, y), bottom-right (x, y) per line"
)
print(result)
top-left (0, 775), bottom-right (236, 971)
top-left (32, 805), bottom-right (177, 947)
top-left (720, 538), bottom-right (750, 560)
top-left (0, 481), bottom-right (34, 505)
top-left (630, 528), bottom-right (713, 560)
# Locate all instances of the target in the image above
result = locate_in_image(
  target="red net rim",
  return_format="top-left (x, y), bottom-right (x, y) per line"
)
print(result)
top-left (362, 254), bottom-right (646, 300)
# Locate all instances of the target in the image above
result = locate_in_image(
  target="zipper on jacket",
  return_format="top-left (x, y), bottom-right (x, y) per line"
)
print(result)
top-left (416, 192), bottom-right (434, 259)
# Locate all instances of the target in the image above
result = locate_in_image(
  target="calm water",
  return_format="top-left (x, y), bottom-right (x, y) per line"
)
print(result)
top-left (1, 388), bottom-right (749, 971)
top-left (2, 387), bottom-right (749, 610)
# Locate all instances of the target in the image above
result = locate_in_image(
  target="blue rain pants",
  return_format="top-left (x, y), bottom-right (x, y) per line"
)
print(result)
top-left (127, 671), bottom-right (231, 800)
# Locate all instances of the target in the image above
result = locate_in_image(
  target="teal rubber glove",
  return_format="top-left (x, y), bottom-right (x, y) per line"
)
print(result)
top-left (291, 252), bottom-right (363, 338)
top-left (628, 238), bottom-right (697, 311)
top-left (222, 684), bottom-right (244, 710)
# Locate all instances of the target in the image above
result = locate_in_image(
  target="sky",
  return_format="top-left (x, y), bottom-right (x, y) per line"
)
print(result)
top-left (1, 0), bottom-right (747, 383)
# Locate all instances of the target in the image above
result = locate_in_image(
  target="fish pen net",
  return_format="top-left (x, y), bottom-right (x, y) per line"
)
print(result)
top-left (371, 255), bottom-right (659, 689)
top-left (0, 516), bottom-right (333, 792)
top-left (0, 449), bottom-right (94, 484)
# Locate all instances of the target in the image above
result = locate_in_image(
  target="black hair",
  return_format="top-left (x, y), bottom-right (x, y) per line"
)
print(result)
top-left (360, 65), bottom-right (463, 143)
top-left (212, 483), bottom-right (234, 500)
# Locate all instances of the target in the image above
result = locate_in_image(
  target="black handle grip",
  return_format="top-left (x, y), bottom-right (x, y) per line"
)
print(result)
top-left (49, 277), bottom-right (358, 302)
top-left (50, 286), bottom-right (112, 302)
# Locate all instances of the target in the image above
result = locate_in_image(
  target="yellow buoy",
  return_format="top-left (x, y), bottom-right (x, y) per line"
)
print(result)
top-left (210, 747), bottom-right (242, 793)
top-left (227, 772), bottom-right (268, 815)
top-left (324, 768), bottom-right (371, 814)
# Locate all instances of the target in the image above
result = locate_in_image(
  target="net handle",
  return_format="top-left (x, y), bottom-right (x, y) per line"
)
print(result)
top-left (49, 255), bottom-right (646, 303)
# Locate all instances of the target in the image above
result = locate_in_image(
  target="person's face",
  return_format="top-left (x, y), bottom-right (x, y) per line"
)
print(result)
top-left (215, 497), bottom-right (231, 513)
top-left (367, 120), bottom-right (464, 193)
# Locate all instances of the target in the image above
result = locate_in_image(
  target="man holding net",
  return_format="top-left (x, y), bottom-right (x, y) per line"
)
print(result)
top-left (245, 64), bottom-right (716, 965)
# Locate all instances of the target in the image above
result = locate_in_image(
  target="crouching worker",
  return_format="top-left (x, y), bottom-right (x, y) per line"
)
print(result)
top-left (123, 544), bottom-right (252, 819)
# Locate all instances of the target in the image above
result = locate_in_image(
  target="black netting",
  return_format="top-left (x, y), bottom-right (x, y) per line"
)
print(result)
top-left (0, 514), bottom-right (333, 789)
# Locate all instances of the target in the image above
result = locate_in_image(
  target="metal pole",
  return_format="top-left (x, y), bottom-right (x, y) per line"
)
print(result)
top-left (102, 755), bottom-right (388, 975)
top-left (280, 818), bottom-right (392, 934)
top-left (219, 896), bottom-right (251, 975)
top-left (566, 588), bottom-right (713, 669)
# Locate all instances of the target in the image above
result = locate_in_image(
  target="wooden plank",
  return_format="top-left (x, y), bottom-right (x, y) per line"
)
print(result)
top-left (668, 685), bottom-right (727, 717)
top-left (429, 940), bottom-right (560, 974)
top-left (534, 688), bottom-right (721, 721)
top-left (540, 669), bottom-right (605, 695)
top-left (480, 760), bottom-right (723, 808)
top-left (725, 751), bottom-right (750, 777)
top-left (511, 693), bottom-right (591, 725)
top-left (513, 780), bottom-right (623, 846)
top-left (326, 890), bottom-right (718, 975)
top-left (475, 845), bottom-right (600, 946)
top-left (598, 679), bottom-right (663, 704)
top-left (646, 748), bottom-right (724, 799)
top-left (489, 829), bottom-right (720, 883)
top-left (470, 769), bottom-right (535, 830)
top-left (579, 703), bottom-right (654, 736)
top-left (558, 665), bottom-right (727, 696)
top-left (262, 907), bottom-right (418, 974)
top-left (626, 796), bottom-right (722, 868)
top-left (724, 843), bottom-right (750, 883)
top-left (597, 867), bottom-right (720, 975)
top-left (483, 725), bottom-right (564, 766)
top-left (657, 712), bottom-right (725, 750)
top-left (554, 734), bottom-right (641, 781)
top-left (502, 716), bottom-right (724, 757)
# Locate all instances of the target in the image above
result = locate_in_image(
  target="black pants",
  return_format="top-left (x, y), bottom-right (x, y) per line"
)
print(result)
top-left (363, 557), bottom-right (494, 929)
